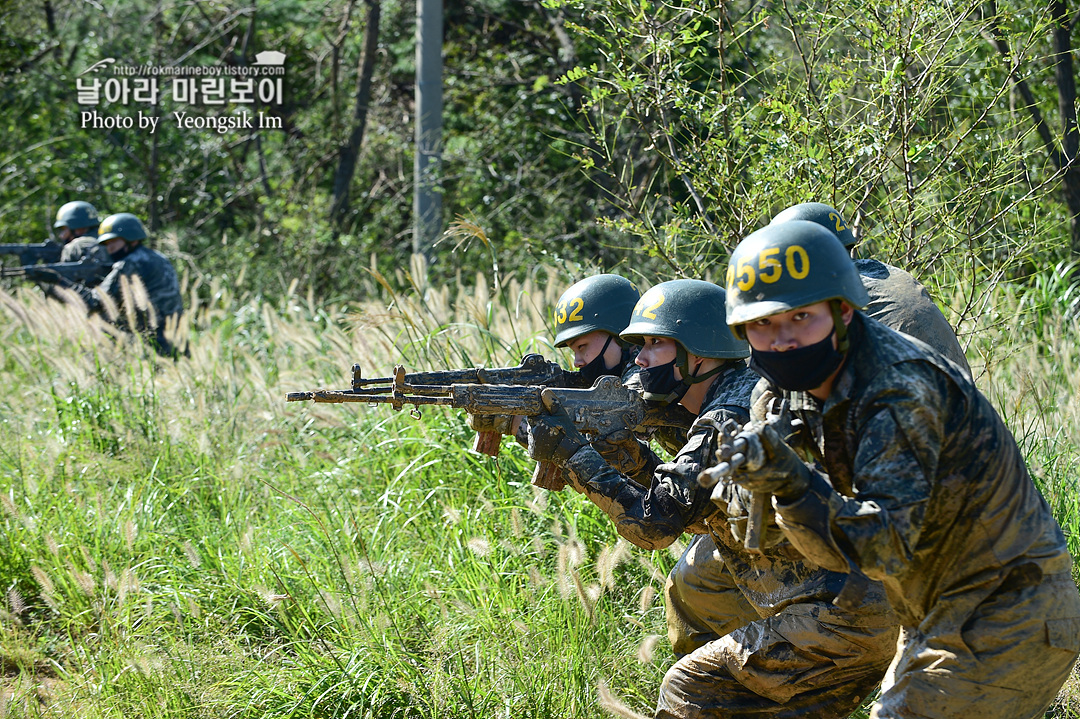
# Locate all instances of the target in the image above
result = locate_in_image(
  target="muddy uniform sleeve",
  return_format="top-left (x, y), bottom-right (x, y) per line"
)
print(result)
top-left (562, 410), bottom-right (736, 551)
top-left (79, 261), bottom-right (129, 315)
top-left (773, 366), bottom-right (942, 579)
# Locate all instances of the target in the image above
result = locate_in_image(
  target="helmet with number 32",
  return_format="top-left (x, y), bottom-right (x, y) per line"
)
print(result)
top-left (725, 220), bottom-right (869, 337)
top-left (553, 274), bottom-right (640, 347)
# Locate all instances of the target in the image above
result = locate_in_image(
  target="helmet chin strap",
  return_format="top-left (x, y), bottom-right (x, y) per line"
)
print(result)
top-left (675, 345), bottom-right (723, 386)
top-left (829, 300), bottom-right (850, 353)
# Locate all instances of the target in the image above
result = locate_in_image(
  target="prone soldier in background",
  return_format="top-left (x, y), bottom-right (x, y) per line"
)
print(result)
top-left (719, 220), bottom-right (1080, 719)
top-left (0, 200), bottom-right (108, 269)
top-left (523, 279), bottom-right (898, 719)
top-left (72, 213), bottom-right (185, 358)
top-left (54, 200), bottom-right (111, 269)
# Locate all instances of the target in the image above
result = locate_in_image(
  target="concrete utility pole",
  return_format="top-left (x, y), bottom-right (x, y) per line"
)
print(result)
top-left (413, 0), bottom-right (443, 257)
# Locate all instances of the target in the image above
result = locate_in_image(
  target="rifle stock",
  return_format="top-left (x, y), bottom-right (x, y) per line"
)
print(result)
top-left (0, 240), bottom-right (63, 266)
top-left (1, 259), bottom-right (110, 286)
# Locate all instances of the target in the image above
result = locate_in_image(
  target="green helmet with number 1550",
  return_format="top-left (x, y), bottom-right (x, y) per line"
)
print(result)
top-left (553, 274), bottom-right (640, 347)
top-left (725, 220), bottom-right (869, 337)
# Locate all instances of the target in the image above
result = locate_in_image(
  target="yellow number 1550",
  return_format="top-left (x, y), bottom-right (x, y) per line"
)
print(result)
top-left (726, 245), bottom-right (810, 292)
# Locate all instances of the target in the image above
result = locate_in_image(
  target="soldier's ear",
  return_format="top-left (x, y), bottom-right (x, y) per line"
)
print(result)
top-left (838, 301), bottom-right (855, 326)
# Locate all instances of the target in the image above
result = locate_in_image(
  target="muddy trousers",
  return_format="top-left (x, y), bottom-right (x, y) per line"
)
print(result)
top-left (655, 599), bottom-right (897, 719)
top-left (665, 534), bottom-right (757, 656)
top-left (872, 573), bottom-right (1080, 719)
top-left (660, 535), bottom-right (897, 718)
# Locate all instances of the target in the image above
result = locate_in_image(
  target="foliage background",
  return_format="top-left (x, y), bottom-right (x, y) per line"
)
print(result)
top-left (3, 0), bottom-right (1080, 297)
top-left (2, 0), bottom-right (1080, 715)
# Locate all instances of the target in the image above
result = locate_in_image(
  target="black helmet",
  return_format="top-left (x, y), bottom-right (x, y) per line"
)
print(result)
top-left (54, 201), bottom-right (100, 231)
top-left (621, 279), bottom-right (749, 359)
top-left (770, 202), bottom-right (855, 248)
top-left (725, 220), bottom-right (869, 338)
top-left (97, 213), bottom-right (147, 243)
top-left (553, 274), bottom-right (640, 347)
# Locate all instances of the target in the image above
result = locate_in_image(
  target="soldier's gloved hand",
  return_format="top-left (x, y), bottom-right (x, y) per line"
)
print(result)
top-left (729, 422), bottom-right (812, 503)
top-left (591, 428), bottom-right (652, 477)
top-left (525, 411), bottom-right (587, 465)
top-left (467, 413), bottom-right (515, 435)
top-left (749, 382), bottom-right (776, 422)
top-left (717, 482), bottom-right (783, 547)
top-left (25, 267), bottom-right (66, 285)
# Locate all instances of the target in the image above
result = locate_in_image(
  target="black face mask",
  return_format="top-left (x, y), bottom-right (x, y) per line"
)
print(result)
top-left (638, 358), bottom-right (692, 405)
top-left (749, 328), bottom-right (846, 392)
top-left (577, 334), bottom-right (615, 387)
top-left (108, 243), bottom-right (132, 261)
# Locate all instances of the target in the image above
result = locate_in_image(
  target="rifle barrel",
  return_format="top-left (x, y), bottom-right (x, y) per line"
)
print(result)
top-left (285, 389), bottom-right (456, 406)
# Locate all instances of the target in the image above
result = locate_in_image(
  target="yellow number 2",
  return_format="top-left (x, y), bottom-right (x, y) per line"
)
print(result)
top-left (638, 290), bottom-right (665, 320)
top-left (567, 297), bottom-right (584, 322)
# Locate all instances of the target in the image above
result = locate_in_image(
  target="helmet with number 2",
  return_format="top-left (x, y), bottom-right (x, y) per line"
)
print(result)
top-left (770, 202), bottom-right (856, 248)
top-left (725, 220), bottom-right (869, 338)
top-left (621, 279), bottom-right (749, 359)
top-left (96, 213), bottom-right (148, 243)
top-left (553, 274), bottom-right (640, 347)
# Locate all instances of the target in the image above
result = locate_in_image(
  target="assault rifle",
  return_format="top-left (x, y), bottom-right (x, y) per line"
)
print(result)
top-left (312, 353), bottom-right (605, 457)
top-left (696, 417), bottom-right (773, 554)
top-left (0, 240), bottom-right (63, 266)
top-left (1, 259), bottom-right (111, 287)
top-left (287, 365), bottom-right (694, 491)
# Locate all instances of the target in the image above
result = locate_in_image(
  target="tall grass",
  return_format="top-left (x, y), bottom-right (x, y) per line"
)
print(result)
top-left (0, 258), bottom-right (1077, 718)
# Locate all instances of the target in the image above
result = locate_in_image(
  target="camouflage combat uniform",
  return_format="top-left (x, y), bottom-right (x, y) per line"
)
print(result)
top-left (514, 347), bottom-right (692, 480)
top-left (560, 363), bottom-right (899, 718)
top-left (771, 314), bottom-right (1080, 719)
top-left (60, 235), bottom-right (112, 268)
top-left (856, 259), bottom-right (970, 377)
top-left (84, 244), bottom-right (184, 357)
top-left (665, 257), bottom-right (972, 658)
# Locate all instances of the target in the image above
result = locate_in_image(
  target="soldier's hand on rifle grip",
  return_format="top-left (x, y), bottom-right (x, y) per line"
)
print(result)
top-left (524, 405), bottom-right (587, 466)
top-left (727, 423), bottom-right (812, 504)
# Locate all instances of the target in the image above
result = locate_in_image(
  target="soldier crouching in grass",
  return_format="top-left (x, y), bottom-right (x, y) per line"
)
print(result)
top-left (719, 219), bottom-right (1080, 719)
top-left (663, 201), bottom-right (976, 669)
top-left (524, 279), bottom-right (900, 719)
top-left (78, 213), bottom-right (185, 358)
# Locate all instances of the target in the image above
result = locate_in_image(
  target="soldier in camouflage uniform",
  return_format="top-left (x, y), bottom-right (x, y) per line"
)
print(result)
top-left (524, 279), bottom-right (899, 718)
top-left (721, 220), bottom-right (1080, 719)
top-left (53, 200), bottom-right (112, 269)
top-left (470, 274), bottom-right (643, 442)
top-left (552, 274), bottom-right (641, 384)
top-left (770, 202), bottom-right (970, 377)
top-left (80, 213), bottom-right (184, 357)
top-left (664, 202), bottom-right (974, 662)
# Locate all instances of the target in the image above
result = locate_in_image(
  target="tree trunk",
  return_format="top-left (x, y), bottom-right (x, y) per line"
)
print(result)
top-left (1049, 0), bottom-right (1080, 252)
top-left (331, 0), bottom-right (381, 228)
top-left (984, 0), bottom-right (1080, 254)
